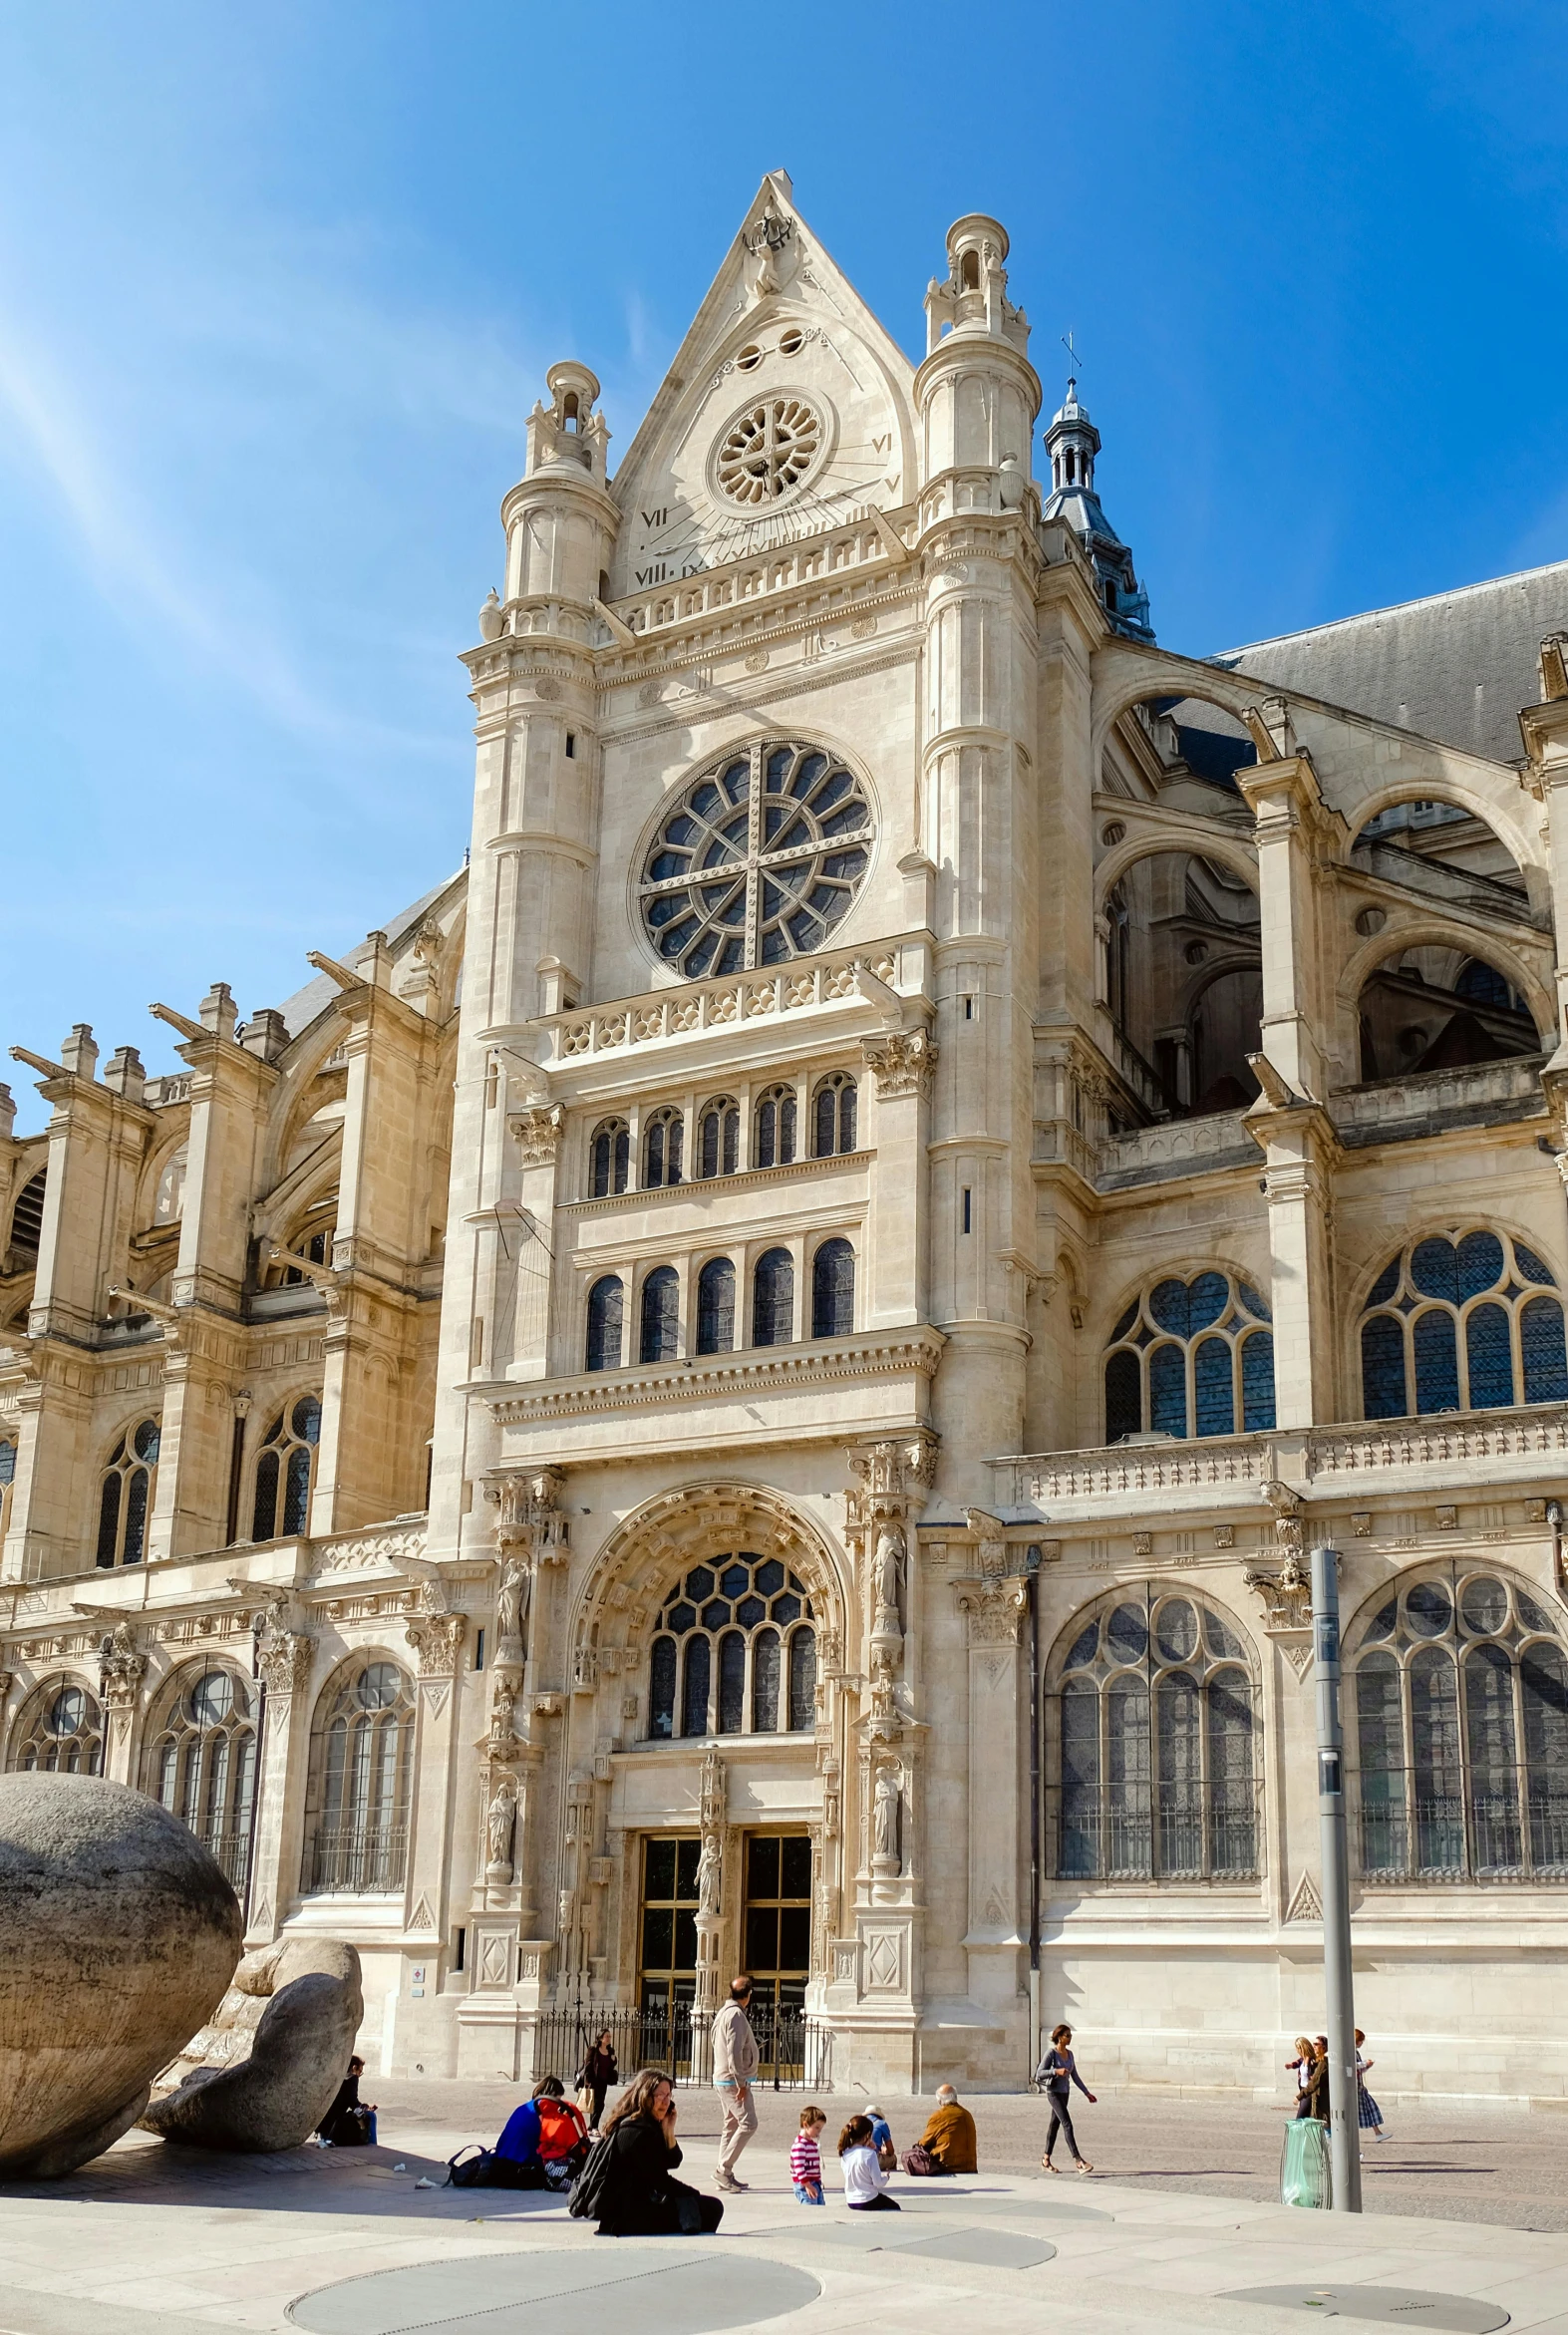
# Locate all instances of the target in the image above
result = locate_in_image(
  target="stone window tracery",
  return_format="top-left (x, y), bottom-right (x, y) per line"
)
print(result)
top-left (585, 1274), bottom-right (625, 1372)
top-left (756, 1084), bottom-right (797, 1169)
top-left (810, 1236), bottom-right (855, 1339)
top-left (97, 1417), bottom-right (160, 1567)
top-left (647, 1555), bottom-right (817, 1740)
top-left (753, 1247), bottom-right (794, 1347)
top-left (1352, 1567), bottom-right (1568, 1882)
top-left (1103, 1272), bottom-right (1275, 1443)
top-left (698, 1097), bottom-right (740, 1179)
top-left (715, 396), bottom-right (822, 506)
top-left (303, 1657), bottom-right (414, 1894)
top-left (638, 742), bottom-right (872, 979)
top-left (1360, 1230), bottom-right (1568, 1420)
top-left (643, 1107), bottom-right (685, 1190)
top-left (697, 1257), bottom-right (736, 1355)
top-left (251, 1396), bottom-right (321, 1542)
top-left (640, 1265), bottom-right (680, 1364)
top-left (1052, 1586), bottom-right (1258, 1881)
top-left (146, 1662), bottom-right (257, 1890)
top-left (9, 1678), bottom-right (103, 1775)
top-left (812, 1073), bottom-right (857, 1158)
top-left (590, 1118), bottom-right (630, 1198)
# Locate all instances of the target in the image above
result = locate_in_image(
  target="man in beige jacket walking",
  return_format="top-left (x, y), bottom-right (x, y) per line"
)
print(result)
top-left (712, 1974), bottom-right (760, 2191)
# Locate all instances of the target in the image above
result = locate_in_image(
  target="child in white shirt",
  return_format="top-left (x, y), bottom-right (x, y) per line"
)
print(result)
top-left (838, 2113), bottom-right (901, 2210)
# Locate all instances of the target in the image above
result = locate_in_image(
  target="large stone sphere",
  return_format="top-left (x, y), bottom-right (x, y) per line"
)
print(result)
top-left (0, 1772), bottom-right (243, 2177)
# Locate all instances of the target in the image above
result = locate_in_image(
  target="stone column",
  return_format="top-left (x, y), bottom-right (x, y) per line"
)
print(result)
top-left (693, 1748), bottom-right (727, 2019)
top-left (504, 1106), bottom-right (565, 1378)
top-left (1237, 743), bottom-right (1339, 1103)
top-left (97, 1623), bottom-right (148, 1787)
top-left (955, 1553), bottom-right (1028, 2020)
top-left (244, 1626), bottom-right (314, 1943)
top-left (403, 1589), bottom-right (468, 1952)
top-left (860, 1033), bottom-right (937, 1329)
top-left (1247, 1099), bottom-right (1340, 1431)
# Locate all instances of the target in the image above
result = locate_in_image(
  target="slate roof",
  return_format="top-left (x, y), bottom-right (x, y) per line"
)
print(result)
top-left (1211, 558), bottom-right (1568, 765)
top-left (269, 867), bottom-right (465, 1045)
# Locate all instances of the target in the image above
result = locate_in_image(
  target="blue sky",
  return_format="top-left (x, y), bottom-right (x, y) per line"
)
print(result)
top-left (4, 1), bottom-right (1567, 1131)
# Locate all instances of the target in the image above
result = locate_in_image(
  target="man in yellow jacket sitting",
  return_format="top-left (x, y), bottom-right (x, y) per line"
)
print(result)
top-left (903, 2084), bottom-right (978, 2175)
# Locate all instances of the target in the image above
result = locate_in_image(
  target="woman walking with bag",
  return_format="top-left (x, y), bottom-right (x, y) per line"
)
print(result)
top-left (1035, 2023), bottom-right (1096, 2174)
top-left (576, 2030), bottom-right (619, 2133)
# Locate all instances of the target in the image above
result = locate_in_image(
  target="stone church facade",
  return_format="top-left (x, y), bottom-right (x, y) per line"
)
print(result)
top-left (5, 174), bottom-right (1568, 2102)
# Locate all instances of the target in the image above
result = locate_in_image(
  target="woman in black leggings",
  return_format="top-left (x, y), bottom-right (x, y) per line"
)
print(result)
top-left (1035, 2022), bottom-right (1097, 2174)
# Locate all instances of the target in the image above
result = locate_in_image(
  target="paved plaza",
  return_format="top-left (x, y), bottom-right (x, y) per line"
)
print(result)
top-left (2, 2083), bottom-right (1567, 2335)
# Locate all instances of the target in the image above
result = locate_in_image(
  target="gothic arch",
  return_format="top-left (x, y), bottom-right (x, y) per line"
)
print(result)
top-left (1047, 1574), bottom-right (1262, 1686)
top-left (1095, 826), bottom-right (1259, 908)
top-left (1090, 648), bottom-right (1265, 774)
top-left (1343, 779), bottom-right (1544, 882)
top-left (1092, 1251), bottom-right (1274, 1351)
top-left (571, 1482), bottom-right (850, 1684)
top-left (1337, 917), bottom-right (1553, 1062)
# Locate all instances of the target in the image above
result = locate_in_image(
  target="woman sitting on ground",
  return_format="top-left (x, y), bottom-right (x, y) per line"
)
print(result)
top-left (839, 2113), bottom-right (900, 2211)
top-left (595, 2069), bottom-right (724, 2236)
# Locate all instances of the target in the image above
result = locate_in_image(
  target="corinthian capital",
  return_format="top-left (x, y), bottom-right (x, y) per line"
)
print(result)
top-left (508, 1104), bottom-right (564, 1167)
top-left (861, 1027), bottom-right (937, 1101)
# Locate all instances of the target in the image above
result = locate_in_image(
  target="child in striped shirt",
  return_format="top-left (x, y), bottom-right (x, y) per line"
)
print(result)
top-left (790, 2105), bottom-right (827, 2202)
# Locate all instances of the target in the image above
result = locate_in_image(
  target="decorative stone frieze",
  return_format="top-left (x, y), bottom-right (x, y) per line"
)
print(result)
top-left (861, 1026), bottom-right (937, 1100)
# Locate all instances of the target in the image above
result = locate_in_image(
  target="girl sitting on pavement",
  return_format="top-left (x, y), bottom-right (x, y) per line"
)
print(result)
top-left (838, 2113), bottom-right (900, 2212)
top-left (789, 2106), bottom-right (826, 2202)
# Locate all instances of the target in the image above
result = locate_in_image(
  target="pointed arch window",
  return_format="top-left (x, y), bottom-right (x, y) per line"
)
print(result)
top-left (643, 1107), bottom-right (685, 1189)
top-left (303, 1658), bottom-right (414, 1894)
top-left (1352, 1567), bottom-right (1568, 1881)
top-left (753, 1247), bottom-right (794, 1347)
top-left (590, 1118), bottom-right (630, 1198)
top-left (585, 1275), bottom-right (624, 1372)
top-left (1360, 1231), bottom-right (1568, 1420)
top-left (147, 1663), bottom-right (257, 1889)
top-left (697, 1257), bottom-right (736, 1355)
top-left (756, 1085), bottom-right (796, 1169)
top-left (1052, 1586), bottom-right (1258, 1880)
top-left (639, 1265), bottom-right (680, 1364)
top-left (698, 1096), bottom-right (740, 1179)
top-left (1102, 1272), bottom-right (1274, 1442)
top-left (812, 1073), bottom-right (857, 1158)
top-left (810, 1237), bottom-right (855, 1339)
top-left (646, 1555), bottom-right (817, 1740)
top-left (9, 1678), bottom-right (103, 1775)
top-left (251, 1396), bottom-right (321, 1542)
top-left (98, 1418), bottom-right (160, 1566)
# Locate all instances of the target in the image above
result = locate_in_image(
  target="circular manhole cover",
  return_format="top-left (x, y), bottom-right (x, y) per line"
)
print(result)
top-left (288, 2245), bottom-right (820, 2335)
top-left (1225, 2285), bottom-right (1508, 2332)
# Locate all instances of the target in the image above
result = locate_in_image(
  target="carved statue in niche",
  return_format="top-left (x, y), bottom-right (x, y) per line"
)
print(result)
top-left (696, 1833), bottom-right (722, 1916)
top-left (496, 1553), bottom-right (530, 1652)
top-left (872, 1519), bottom-right (904, 1633)
top-left (872, 1766), bottom-right (900, 1865)
top-left (485, 1778), bottom-right (516, 1877)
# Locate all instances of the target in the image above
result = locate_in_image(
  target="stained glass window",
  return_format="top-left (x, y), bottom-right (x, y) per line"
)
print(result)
top-left (1360, 1231), bottom-right (1566, 1419)
top-left (1103, 1272), bottom-right (1274, 1442)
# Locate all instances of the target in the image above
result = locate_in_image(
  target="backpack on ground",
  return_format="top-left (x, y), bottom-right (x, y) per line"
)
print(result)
top-left (445, 2145), bottom-right (544, 2190)
top-left (567, 2132), bottom-right (616, 2220)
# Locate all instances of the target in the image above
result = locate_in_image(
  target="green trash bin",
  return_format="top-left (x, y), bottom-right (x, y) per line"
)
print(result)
top-left (1280, 2116), bottom-right (1333, 2208)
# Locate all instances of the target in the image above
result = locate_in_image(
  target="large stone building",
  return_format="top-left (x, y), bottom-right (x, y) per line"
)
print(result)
top-left (5, 174), bottom-right (1568, 2103)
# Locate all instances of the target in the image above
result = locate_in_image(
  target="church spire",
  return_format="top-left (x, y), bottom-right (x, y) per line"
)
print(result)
top-left (1040, 377), bottom-right (1153, 641)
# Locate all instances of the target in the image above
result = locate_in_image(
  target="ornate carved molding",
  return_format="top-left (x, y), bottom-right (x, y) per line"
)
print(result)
top-left (496, 1468), bottom-right (568, 1562)
top-left (955, 1576), bottom-right (1028, 1645)
top-left (508, 1104), bottom-right (564, 1167)
top-left (1260, 1478), bottom-right (1305, 1551)
top-left (257, 1629), bottom-right (313, 1696)
top-left (1243, 1548), bottom-right (1312, 1632)
top-left (406, 1609), bottom-right (467, 1678)
top-left (861, 1027), bottom-right (937, 1101)
top-left (97, 1622), bottom-right (147, 1709)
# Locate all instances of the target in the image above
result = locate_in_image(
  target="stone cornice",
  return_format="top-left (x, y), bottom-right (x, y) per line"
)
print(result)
top-left (480, 1325), bottom-right (946, 1426)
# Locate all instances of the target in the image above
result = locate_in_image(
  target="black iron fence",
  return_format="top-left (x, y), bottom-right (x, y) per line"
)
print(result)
top-left (1355, 1771), bottom-right (1568, 1883)
top-left (303, 1821), bottom-right (409, 1895)
top-left (1054, 1783), bottom-right (1260, 1881)
top-left (531, 2002), bottom-right (834, 2093)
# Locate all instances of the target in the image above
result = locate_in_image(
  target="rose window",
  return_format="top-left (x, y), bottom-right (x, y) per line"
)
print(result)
top-left (716, 396), bottom-right (821, 505)
top-left (640, 741), bottom-right (872, 977)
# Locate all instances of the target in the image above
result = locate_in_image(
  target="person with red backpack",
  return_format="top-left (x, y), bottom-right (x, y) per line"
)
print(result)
top-left (533, 2075), bottom-right (591, 2188)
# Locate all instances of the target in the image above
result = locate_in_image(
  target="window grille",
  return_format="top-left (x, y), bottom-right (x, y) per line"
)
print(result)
top-left (1360, 1230), bottom-right (1568, 1419)
top-left (9, 1679), bottom-right (103, 1776)
top-left (646, 1555), bottom-right (817, 1740)
top-left (148, 1663), bottom-right (257, 1890)
top-left (97, 1417), bottom-right (161, 1567)
top-left (1052, 1586), bottom-right (1258, 1880)
top-left (303, 1659), bottom-right (413, 1894)
top-left (1352, 1567), bottom-right (1568, 1882)
top-left (1103, 1272), bottom-right (1274, 1442)
top-left (251, 1396), bottom-right (321, 1542)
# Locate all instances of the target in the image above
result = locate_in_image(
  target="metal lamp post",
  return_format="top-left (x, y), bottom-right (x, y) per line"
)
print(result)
top-left (1311, 1541), bottom-right (1362, 2212)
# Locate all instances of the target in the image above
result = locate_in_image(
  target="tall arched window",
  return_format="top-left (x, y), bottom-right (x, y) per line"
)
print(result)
top-left (0, 1435), bottom-right (16, 1542)
top-left (643, 1107), bottom-right (685, 1189)
top-left (1053, 1587), bottom-right (1257, 1880)
top-left (147, 1664), bottom-right (258, 1889)
top-left (97, 1418), bottom-right (160, 1567)
top-left (753, 1247), bottom-right (794, 1346)
top-left (9, 1679), bottom-right (103, 1775)
top-left (1360, 1230), bottom-right (1568, 1420)
top-left (698, 1096), bottom-right (740, 1179)
top-left (810, 1237), bottom-right (855, 1338)
top-left (646, 1555), bottom-right (817, 1740)
top-left (812, 1074), bottom-right (857, 1158)
top-left (1102, 1272), bottom-right (1274, 1442)
top-left (251, 1396), bottom-right (321, 1542)
top-left (304, 1658), bottom-right (414, 1893)
top-left (756, 1085), bottom-right (796, 1169)
top-left (1353, 1568), bottom-right (1568, 1881)
top-left (640, 1265), bottom-right (680, 1363)
top-left (585, 1275), bottom-right (624, 1372)
top-left (590, 1118), bottom-right (630, 1198)
top-left (697, 1257), bottom-right (736, 1355)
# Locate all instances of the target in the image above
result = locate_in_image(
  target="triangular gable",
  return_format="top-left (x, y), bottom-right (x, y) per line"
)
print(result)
top-left (607, 170), bottom-right (918, 596)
